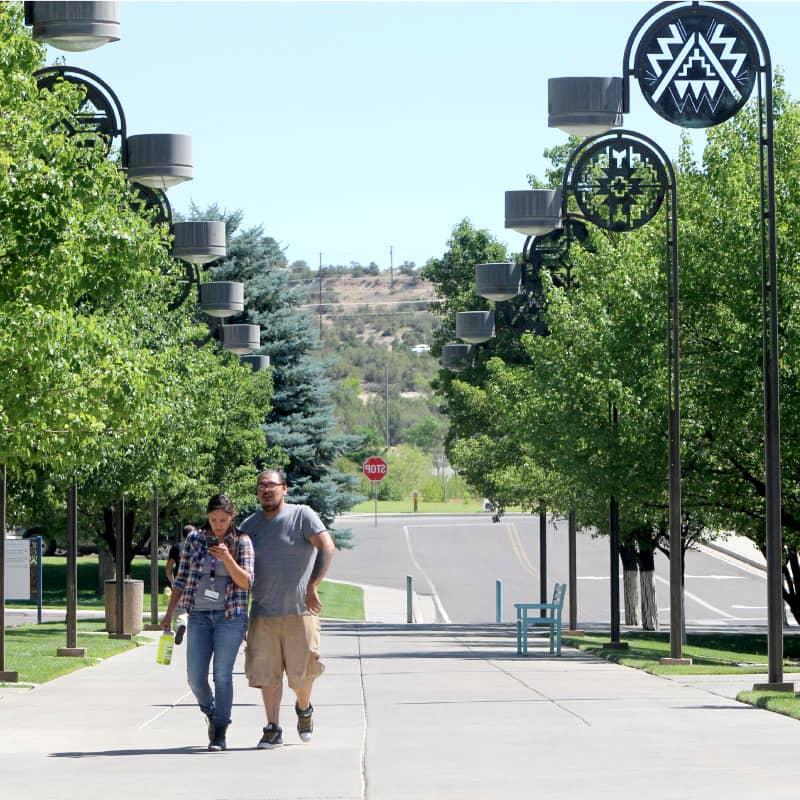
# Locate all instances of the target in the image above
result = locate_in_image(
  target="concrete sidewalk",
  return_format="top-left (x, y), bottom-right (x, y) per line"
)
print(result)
top-left (2, 620), bottom-right (800, 800)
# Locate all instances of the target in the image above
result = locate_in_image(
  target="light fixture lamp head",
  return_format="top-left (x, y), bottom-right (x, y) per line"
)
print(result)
top-left (200, 282), bottom-right (245, 318)
top-left (440, 343), bottom-right (471, 371)
top-left (548, 77), bottom-right (623, 137)
top-left (505, 189), bottom-right (562, 236)
top-left (221, 324), bottom-right (260, 355)
top-left (455, 311), bottom-right (495, 344)
top-left (240, 354), bottom-right (270, 372)
top-left (26, 1), bottom-right (120, 52)
top-left (172, 221), bottom-right (226, 265)
top-left (475, 262), bottom-right (521, 302)
top-left (126, 133), bottom-right (193, 190)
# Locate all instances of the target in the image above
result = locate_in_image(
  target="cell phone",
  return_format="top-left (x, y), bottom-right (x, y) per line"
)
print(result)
top-left (205, 534), bottom-right (219, 549)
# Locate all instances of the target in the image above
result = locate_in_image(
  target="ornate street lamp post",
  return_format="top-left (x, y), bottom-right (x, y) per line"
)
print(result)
top-left (624, 0), bottom-right (787, 691)
top-left (506, 128), bottom-right (679, 652)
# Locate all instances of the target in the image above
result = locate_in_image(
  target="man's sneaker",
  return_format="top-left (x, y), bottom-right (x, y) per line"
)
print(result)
top-left (257, 723), bottom-right (283, 749)
top-left (208, 724), bottom-right (228, 751)
top-left (296, 703), bottom-right (314, 742)
top-left (174, 621), bottom-right (186, 645)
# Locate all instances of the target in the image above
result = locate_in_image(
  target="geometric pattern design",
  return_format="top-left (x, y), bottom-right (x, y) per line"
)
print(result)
top-left (570, 137), bottom-right (667, 232)
top-left (634, 7), bottom-right (757, 128)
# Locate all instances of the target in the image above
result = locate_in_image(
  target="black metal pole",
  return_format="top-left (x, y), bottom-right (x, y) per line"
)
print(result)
top-left (66, 484), bottom-right (78, 649)
top-left (149, 488), bottom-right (159, 628)
top-left (609, 494), bottom-right (621, 645)
top-left (0, 463), bottom-right (17, 681)
top-left (757, 52), bottom-right (784, 688)
top-left (539, 502), bottom-right (547, 616)
top-left (568, 507), bottom-right (578, 630)
top-left (666, 173), bottom-right (683, 660)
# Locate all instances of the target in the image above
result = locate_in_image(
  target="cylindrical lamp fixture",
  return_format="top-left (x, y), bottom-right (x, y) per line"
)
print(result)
top-left (221, 324), bottom-right (260, 355)
top-left (475, 262), bottom-right (521, 302)
top-left (26, 1), bottom-right (120, 52)
top-left (441, 343), bottom-right (471, 371)
top-left (172, 221), bottom-right (226, 264)
top-left (240, 354), bottom-right (270, 372)
top-left (200, 282), bottom-right (244, 318)
top-left (126, 133), bottom-right (192, 189)
top-left (455, 311), bottom-right (495, 344)
top-left (505, 189), bottom-right (562, 236)
top-left (548, 77), bottom-right (623, 137)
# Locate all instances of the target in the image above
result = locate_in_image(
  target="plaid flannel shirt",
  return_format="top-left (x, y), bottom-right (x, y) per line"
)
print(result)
top-left (173, 528), bottom-right (254, 619)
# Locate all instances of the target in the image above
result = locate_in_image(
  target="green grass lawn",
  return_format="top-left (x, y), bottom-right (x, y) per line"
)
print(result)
top-left (350, 498), bottom-right (490, 514)
top-left (9, 555), bottom-right (364, 624)
top-left (736, 690), bottom-right (800, 721)
top-left (2, 619), bottom-right (144, 685)
top-left (562, 631), bottom-right (800, 676)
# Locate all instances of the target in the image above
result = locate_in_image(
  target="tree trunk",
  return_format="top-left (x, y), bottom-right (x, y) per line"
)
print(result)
top-left (638, 548), bottom-right (659, 630)
top-left (97, 547), bottom-right (115, 596)
top-left (619, 543), bottom-right (639, 626)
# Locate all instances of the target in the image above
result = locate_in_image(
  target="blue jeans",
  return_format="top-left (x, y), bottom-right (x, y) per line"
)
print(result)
top-left (186, 610), bottom-right (247, 727)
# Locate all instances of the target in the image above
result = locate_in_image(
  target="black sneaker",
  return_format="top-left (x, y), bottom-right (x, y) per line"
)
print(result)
top-left (208, 724), bottom-right (228, 751)
top-left (295, 703), bottom-right (314, 742)
top-left (257, 723), bottom-right (283, 749)
top-left (174, 622), bottom-right (186, 645)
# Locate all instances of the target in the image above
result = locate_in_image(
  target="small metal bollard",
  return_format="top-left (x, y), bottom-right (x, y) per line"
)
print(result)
top-left (406, 575), bottom-right (413, 623)
top-left (496, 579), bottom-right (503, 623)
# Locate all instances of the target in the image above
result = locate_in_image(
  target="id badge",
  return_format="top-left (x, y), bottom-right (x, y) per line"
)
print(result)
top-left (203, 588), bottom-right (220, 600)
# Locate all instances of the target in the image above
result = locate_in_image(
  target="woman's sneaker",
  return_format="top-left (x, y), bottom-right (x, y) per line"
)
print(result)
top-left (208, 724), bottom-right (228, 751)
top-left (295, 703), bottom-right (314, 742)
top-left (257, 723), bottom-right (283, 749)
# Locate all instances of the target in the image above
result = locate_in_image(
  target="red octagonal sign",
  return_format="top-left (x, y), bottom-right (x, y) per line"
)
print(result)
top-left (363, 456), bottom-right (388, 481)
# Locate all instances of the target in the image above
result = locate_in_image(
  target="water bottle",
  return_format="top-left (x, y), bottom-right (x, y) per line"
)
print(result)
top-left (156, 630), bottom-right (175, 665)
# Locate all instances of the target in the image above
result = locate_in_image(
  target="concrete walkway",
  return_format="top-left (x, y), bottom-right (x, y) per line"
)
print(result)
top-left (2, 618), bottom-right (800, 800)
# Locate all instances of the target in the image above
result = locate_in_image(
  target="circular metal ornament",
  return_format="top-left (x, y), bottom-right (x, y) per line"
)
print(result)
top-left (633, 6), bottom-right (758, 128)
top-left (35, 66), bottom-right (126, 154)
top-left (571, 137), bottom-right (667, 232)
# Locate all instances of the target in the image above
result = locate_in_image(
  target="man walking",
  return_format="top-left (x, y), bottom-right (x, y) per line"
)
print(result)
top-left (242, 468), bottom-right (335, 748)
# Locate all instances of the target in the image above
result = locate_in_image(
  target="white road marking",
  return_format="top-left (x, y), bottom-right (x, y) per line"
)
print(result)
top-left (138, 690), bottom-right (193, 729)
top-left (403, 525), bottom-right (452, 623)
top-left (654, 574), bottom-right (737, 619)
top-left (684, 574), bottom-right (745, 580)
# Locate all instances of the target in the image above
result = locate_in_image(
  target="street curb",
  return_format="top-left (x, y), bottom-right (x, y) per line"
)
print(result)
top-left (701, 540), bottom-right (767, 573)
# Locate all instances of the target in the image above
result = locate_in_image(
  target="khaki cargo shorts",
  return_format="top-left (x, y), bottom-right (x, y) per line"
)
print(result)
top-left (245, 614), bottom-right (325, 689)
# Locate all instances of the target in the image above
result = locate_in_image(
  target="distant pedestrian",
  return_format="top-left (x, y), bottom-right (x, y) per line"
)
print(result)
top-left (241, 469), bottom-right (335, 749)
top-left (162, 495), bottom-right (254, 751)
top-left (165, 524), bottom-right (196, 645)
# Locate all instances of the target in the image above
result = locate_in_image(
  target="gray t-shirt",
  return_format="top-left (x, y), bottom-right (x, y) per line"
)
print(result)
top-left (241, 503), bottom-right (326, 617)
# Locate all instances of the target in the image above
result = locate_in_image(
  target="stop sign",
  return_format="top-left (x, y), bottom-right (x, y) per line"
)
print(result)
top-left (363, 456), bottom-right (388, 481)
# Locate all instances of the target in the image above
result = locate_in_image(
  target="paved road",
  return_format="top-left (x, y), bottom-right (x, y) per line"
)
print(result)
top-left (331, 513), bottom-right (773, 627)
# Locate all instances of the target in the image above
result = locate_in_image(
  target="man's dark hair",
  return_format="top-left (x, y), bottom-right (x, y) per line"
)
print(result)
top-left (257, 468), bottom-right (287, 486)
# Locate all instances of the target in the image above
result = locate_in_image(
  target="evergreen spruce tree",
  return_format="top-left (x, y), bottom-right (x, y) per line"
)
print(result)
top-left (186, 205), bottom-right (363, 547)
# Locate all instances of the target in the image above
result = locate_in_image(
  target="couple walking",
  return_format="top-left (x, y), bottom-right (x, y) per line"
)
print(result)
top-left (161, 468), bottom-right (336, 751)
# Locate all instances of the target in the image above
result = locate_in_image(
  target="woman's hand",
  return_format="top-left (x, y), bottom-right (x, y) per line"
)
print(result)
top-left (160, 613), bottom-right (172, 632)
top-left (209, 542), bottom-right (232, 564)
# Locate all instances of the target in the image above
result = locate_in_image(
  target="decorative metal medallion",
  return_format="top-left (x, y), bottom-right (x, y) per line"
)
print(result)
top-left (570, 137), bottom-right (667, 232)
top-left (633, 6), bottom-right (757, 128)
top-left (35, 66), bottom-right (126, 154)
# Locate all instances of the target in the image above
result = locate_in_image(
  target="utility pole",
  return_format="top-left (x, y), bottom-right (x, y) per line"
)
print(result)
top-left (385, 363), bottom-right (390, 448)
top-left (389, 244), bottom-right (394, 289)
top-left (318, 252), bottom-right (323, 339)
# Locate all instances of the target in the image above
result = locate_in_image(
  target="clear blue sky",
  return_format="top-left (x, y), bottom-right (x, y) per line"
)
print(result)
top-left (53, 1), bottom-right (800, 270)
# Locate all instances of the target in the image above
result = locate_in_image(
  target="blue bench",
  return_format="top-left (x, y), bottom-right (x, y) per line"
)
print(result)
top-left (514, 582), bottom-right (566, 656)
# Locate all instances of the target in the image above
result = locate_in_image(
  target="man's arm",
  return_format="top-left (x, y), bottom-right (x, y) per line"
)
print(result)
top-left (306, 530), bottom-right (335, 614)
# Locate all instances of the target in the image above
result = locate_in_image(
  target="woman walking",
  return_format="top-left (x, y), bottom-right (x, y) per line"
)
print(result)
top-left (162, 494), bottom-right (254, 751)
